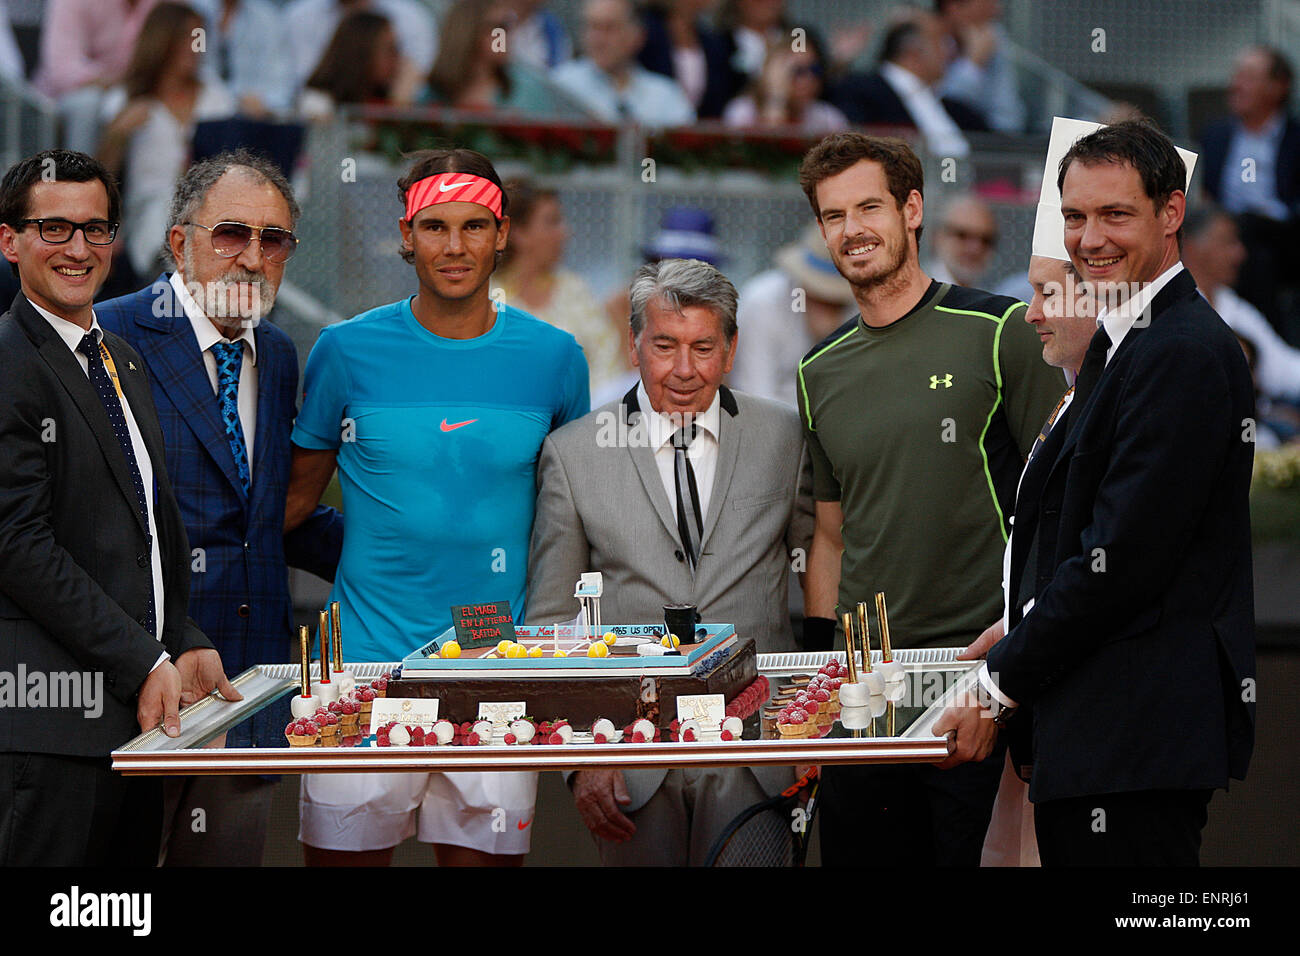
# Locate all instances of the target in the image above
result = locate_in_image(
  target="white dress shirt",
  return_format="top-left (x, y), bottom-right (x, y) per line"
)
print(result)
top-left (879, 61), bottom-right (969, 158)
top-left (171, 272), bottom-right (258, 474)
top-left (1209, 283), bottom-right (1300, 401)
top-left (636, 381), bottom-right (720, 526)
top-left (33, 301), bottom-right (167, 665)
top-left (1097, 262), bottom-right (1183, 364)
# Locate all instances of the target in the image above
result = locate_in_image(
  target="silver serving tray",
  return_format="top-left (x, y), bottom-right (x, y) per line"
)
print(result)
top-left (112, 650), bottom-right (976, 775)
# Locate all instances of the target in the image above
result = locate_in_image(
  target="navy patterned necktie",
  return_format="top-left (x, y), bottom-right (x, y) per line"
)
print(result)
top-left (672, 424), bottom-right (703, 573)
top-left (211, 341), bottom-right (251, 492)
top-left (77, 332), bottom-right (156, 637)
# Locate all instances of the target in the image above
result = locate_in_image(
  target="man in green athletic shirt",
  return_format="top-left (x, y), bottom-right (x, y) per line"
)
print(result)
top-left (796, 132), bottom-right (1065, 866)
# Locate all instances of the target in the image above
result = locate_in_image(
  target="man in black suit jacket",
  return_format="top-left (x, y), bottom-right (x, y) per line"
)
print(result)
top-left (936, 121), bottom-right (1256, 866)
top-left (0, 150), bottom-right (230, 866)
top-left (830, 12), bottom-right (988, 148)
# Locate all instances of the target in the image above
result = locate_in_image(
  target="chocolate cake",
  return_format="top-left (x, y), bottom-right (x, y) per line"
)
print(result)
top-left (386, 637), bottom-right (758, 730)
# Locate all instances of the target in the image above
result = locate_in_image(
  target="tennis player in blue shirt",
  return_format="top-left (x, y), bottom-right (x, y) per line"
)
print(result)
top-left (286, 147), bottom-right (589, 867)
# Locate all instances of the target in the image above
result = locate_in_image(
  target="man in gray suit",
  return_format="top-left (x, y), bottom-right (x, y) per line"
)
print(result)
top-left (527, 258), bottom-right (814, 865)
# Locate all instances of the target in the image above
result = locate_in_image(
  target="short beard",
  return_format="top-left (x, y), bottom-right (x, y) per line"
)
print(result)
top-left (183, 243), bottom-right (277, 329)
top-left (846, 234), bottom-right (914, 298)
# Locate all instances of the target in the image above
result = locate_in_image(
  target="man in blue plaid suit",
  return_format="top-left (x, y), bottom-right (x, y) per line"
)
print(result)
top-left (98, 150), bottom-right (342, 866)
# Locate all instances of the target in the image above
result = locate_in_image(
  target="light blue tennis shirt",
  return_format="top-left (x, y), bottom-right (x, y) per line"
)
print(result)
top-left (293, 298), bottom-right (589, 662)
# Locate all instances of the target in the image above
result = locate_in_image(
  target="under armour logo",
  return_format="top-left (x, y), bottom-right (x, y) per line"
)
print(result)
top-left (128, 361), bottom-right (137, 371)
top-left (929, 374), bottom-right (953, 389)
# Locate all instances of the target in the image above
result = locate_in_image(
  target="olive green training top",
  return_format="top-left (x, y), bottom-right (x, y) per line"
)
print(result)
top-left (797, 281), bottom-right (1067, 648)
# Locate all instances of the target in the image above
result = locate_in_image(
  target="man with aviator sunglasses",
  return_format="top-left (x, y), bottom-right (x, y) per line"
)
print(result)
top-left (98, 149), bottom-right (343, 866)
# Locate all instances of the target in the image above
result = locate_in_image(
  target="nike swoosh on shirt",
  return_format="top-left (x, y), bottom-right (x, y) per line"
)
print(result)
top-left (439, 181), bottom-right (476, 191)
top-left (440, 418), bottom-right (479, 432)
top-left (517, 817), bottom-right (533, 830)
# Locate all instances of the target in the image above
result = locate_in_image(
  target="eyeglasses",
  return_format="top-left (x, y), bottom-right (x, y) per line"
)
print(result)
top-left (186, 221), bottom-right (299, 263)
top-left (19, 218), bottom-right (119, 245)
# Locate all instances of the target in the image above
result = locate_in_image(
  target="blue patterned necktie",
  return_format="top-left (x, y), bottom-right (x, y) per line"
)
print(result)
top-left (211, 341), bottom-right (251, 493)
top-left (77, 332), bottom-right (156, 637)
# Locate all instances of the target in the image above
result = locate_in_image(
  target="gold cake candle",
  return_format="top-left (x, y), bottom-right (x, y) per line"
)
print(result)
top-left (328, 600), bottom-right (356, 695)
top-left (298, 625), bottom-right (311, 697)
top-left (840, 610), bottom-right (858, 683)
top-left (289, 625), bottom-right (321, 719)
top-left (874, 592), bottom-right (894, 663)
top-left (330, 601), bottom-right (343, 672)
top-left (310, 609), bottom-right (339, 703)
top-left (857, 601), bottom-right (885, 696)
top-left (874, 591), bottom-right (906, 688)
top-left (856, 601), bottom-right (875, 673)
top-left (838, 610), bottom-right (871, 708)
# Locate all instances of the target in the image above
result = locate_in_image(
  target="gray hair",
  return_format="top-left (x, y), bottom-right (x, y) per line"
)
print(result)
top-left (628, 258), bottom-right (738, 344)
top-left (166, 150), bottom-right (301, 241)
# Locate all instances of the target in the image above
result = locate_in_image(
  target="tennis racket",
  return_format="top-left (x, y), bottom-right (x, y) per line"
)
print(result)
top-left (704, 766), bottom-right (820, 867)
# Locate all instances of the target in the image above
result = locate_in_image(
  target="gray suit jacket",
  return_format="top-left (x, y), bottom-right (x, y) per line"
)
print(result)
top-left (526, 385), bottom-right (813, 812)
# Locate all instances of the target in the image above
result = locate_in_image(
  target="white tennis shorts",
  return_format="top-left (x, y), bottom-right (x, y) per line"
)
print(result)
top-left (299, 771), bottom-right (539, 855)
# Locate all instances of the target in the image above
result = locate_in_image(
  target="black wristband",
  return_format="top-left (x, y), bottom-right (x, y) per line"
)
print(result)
top-left (802, 616), bottom-right (837, 651)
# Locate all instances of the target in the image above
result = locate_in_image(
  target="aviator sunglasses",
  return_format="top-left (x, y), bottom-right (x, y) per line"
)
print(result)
top-left (186, 221), bottom-right (299, 263)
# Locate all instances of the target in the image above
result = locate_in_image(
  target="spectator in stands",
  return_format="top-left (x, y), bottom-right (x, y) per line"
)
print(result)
top-left (934, 0), bottom-right (1024, 134)
top-left (1237, 335), bottom-right (1300, 447)
top-left (926, 193), bottom-right (998, 287)
top-left (552, 0), bottom-right (695, 126)
top-left (723, 32), bottom-right (847, 134)
top-left (493, 179), bottom-right (625, 396)
top-left (284, 0), bottom-right (436, 106)
top-left (33, 0), bottom-right (161, 153)
top-left (424, 0), bottom-right (557, 114)
top-left (506, 0), bottom-right (573, 71)
top-left (300, 10), bottom-right (399, 120)
top-left (728, 223), bottom-right (855, 407)
top-left (1200, 45), bottom-right (1300, 343)
top-left (0, 0), bottom-right (25, 84)
top-left (1183, 203), bottom-right (1300, 403)
top-left (191, 0), bottom-right (295, 116)
top-left (98, 2), bottom-right (234, 280)
top-left (637, 0), bottom-right (744, 120)
top-left (718, 0), bottom-right (787, 81)
top-left (830, 10), bottom-right (986, 158)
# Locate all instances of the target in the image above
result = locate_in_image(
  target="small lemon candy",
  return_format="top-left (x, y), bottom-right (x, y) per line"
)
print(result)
top-left (661, 633), bottom-right (680, 649)
top-left (440, 640), bottom-right (462, 659)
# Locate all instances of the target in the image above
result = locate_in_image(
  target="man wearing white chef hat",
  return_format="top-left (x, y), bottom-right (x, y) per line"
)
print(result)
top-left (937, 117), bottom-right (1257, 866)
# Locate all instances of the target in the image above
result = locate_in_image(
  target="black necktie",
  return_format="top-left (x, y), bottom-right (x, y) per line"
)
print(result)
top-left (77, 333), bottom-right (156, 637)
top-left (1073, 326), bottom-right (1113, 410)
top-left (672, 425), bottom-right (703, 573)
